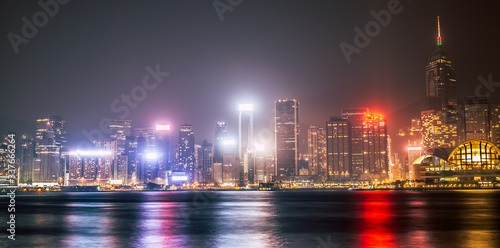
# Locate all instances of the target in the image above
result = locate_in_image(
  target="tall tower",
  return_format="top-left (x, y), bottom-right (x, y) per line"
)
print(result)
top-left (326, 117), bottom-right (351, 181)
top-left (36, 115), bottom-right (66, 151)
top-left (425, 16), bottom-right (457, 116)
top-left (178, 124), bottom-right (195, 183)
top-left (362, 113), bottom-right (388, 179)
top-left (107, 119), bottom-right (132, 155)
top-left (213, 121), bottom-right (228, 184)
top-left (307, 126), bottom-right (327, 178)
top-left (239, 104), bottom-right (254, 183)
top-left (422, 17), bottom-right (459, 150)
top-left (341, 108), bottom-right (368, 180)
top-left (33, 122), bottom-right (60, 183)
top-left (275, 99), bottom-right (299, 177)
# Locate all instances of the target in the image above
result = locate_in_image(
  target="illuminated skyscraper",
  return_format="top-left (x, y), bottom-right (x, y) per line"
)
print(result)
top-left (201, 140), bottom-right (214, 184)
top-left (36, 115), bottom-right (66, 151)
top-left (362, 113), bottom-right (388, 179)
top-left (178, 124), bottom-right (195, 183)
top-left (341, 108), bottom-right (368, 180)
top-left (307, 126), bottom-right (327, 178)
top-left (275, 99), bottom-right (299, 176)
top-left (239, 104), bottom-right (255, 183)
top-left (33, 122), bottom-right (60, 183)
top-left (421, 110), bottom-right (458, 149)
top-left (19, 134), bottom-right (35, 184)
top-left (460, 97), bottom-right (491, 142)
top-left (421, 17), bottom-right (459, 150)
top-left (326, 118), bottom-right (351, 180)
top-left (107, 119), bottom-right (132, 155)
top-left (492, 104), bottom-right (500, 146)
top-left (425, 16), bottom-right (457, 115)
top-left (213, 121), bottom-right (228, 184)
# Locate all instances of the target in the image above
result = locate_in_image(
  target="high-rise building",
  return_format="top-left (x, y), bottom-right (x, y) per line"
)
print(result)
top-left (67, 150), bottom-right (112, 186)
top-left (107, 119), bottom-right (132, 155)
top-left (239, 104), bottom-right (255, 184)
top-left (326, 118), bottom-right (351, 180)
top-left (492, 104), bottom-right (500, 146)
top-left (307, 126), bottom-right (327, 178)
top-left (341, 108), bottom-right (368, 180)
top-left (362, 113), bottom-right (388, 179)
top-left (459, 97), bottom-right (491, 142)
top-left (421, 17), bottom-right (459, 150)
top-left (36, 115), bottom-right (66, 151)
top-left (275, 99), bottom-right (299, 177)
top-left (33, 122), bottom-right (60, 184)
top-left (178, 124), bottom-right (195, 183)
top-left (425, 17), bottom-right (457, 116)
top-left (222, 139), bottom-right (240, 185)
top-left (19, 134), bottom-right (35, 184)
top-left (421, 110), bottom-right (459, 149)
top-left (201, 140), bottom-right (213, 184)
top-left (213, 122), bottom-right (228, 184)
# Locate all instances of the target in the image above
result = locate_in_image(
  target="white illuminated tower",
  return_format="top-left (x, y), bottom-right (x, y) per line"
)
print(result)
top-left (239, 104), bottom-right (254, 183)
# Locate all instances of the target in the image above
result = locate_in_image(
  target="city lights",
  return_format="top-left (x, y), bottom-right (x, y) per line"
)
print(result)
top-left (238, 104), bottom-right (253, 111)
top-left (156, 124), bottom-right (171, 131)
top-left (69, 150), bottom-right (111, 156)
top-left (146, 152), bottom-right (158, 160)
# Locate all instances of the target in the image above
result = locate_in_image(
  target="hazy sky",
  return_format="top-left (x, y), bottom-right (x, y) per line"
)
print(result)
top-left (1, 0), bottom-right (499, 152)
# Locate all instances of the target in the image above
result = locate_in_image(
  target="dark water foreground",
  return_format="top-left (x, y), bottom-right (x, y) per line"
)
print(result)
top-left (2, 190), bottom-right (500, 248)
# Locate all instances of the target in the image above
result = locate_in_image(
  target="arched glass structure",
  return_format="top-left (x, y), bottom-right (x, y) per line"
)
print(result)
top-left (448, 140), bottom-right (500, 170)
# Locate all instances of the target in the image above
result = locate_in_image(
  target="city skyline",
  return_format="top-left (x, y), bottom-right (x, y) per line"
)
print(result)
top-left (2, 1), bottom-right (500, 152)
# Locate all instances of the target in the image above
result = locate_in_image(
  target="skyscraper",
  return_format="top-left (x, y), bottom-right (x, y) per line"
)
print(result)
top-left (178, 124), bottom-right (195, 183)
top-left (213, 121), bottom-right (228, 184)
top-left (326, 117), bottom-right (351, 180)
top-left (341, 108), bottom-right (368, 180)
top-left (36, 115), bottom-right (66, 151)
top-left (307, 126), bottom-right (327, 178)
top-left (362, 113), bottom-right (388, 179)
top-left (421, 110), bottom-right (459, 149)
top-left (492, 104), bottom-right (500, 146)
top-left (19, 133), bottom-right (34, 184)
top-left (239, 104), bottom-right (255, 183)
top-left (107, 119), bottom-right (132, 155)
top-left (275, 99), bottom-right (299, 177)
top-left (425, 17), bottom-right (457, 115)
top-left (460, 97), bottom-right (491, 142)
top-left (421, 17), bottom-right (459, 150)
top-left (201, 140), bottom-right (214, 184)
top-left (33, 122), bottom-right (60, 184)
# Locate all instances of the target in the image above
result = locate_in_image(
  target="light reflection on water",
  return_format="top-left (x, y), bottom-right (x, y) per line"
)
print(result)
top-left (7, 190), bottom-right (500, 248)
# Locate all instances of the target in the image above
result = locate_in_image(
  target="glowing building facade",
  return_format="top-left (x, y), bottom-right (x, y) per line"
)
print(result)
top-left (239, 104), bottom-right (255, 183)
top-left (326, 118), bottom-right (351, 180)
top-left (421, 110), bottom-right (459, 149)
top-left (362, 113), bottom-right (388, 179)
top-left (307, 126), bottom-right (327, 178)
top-left (341, 108), bottom-right (368, 179)
top-left (275, 99), bottom-right (299, 177)
top-left (412, 140), bottom-right (500, 184)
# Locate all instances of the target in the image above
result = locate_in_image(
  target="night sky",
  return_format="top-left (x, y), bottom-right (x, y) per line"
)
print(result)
top-left (1, 0), bottom-right (499, 153)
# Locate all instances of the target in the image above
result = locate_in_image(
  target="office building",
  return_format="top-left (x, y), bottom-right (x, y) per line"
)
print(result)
top-left (326, 117), bottom-right (351, 180)
top-left (275, 99), bottom-right (299, 177)
top-left (307, 126), bottom-right (327, 178)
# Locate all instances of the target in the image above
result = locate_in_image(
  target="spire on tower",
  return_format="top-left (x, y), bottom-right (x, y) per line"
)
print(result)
top-left (437, 16), bottom-right (442, 46)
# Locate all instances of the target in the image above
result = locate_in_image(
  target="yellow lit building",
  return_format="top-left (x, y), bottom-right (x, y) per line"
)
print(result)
top-left (411, 140), bottom-right (500, 183)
